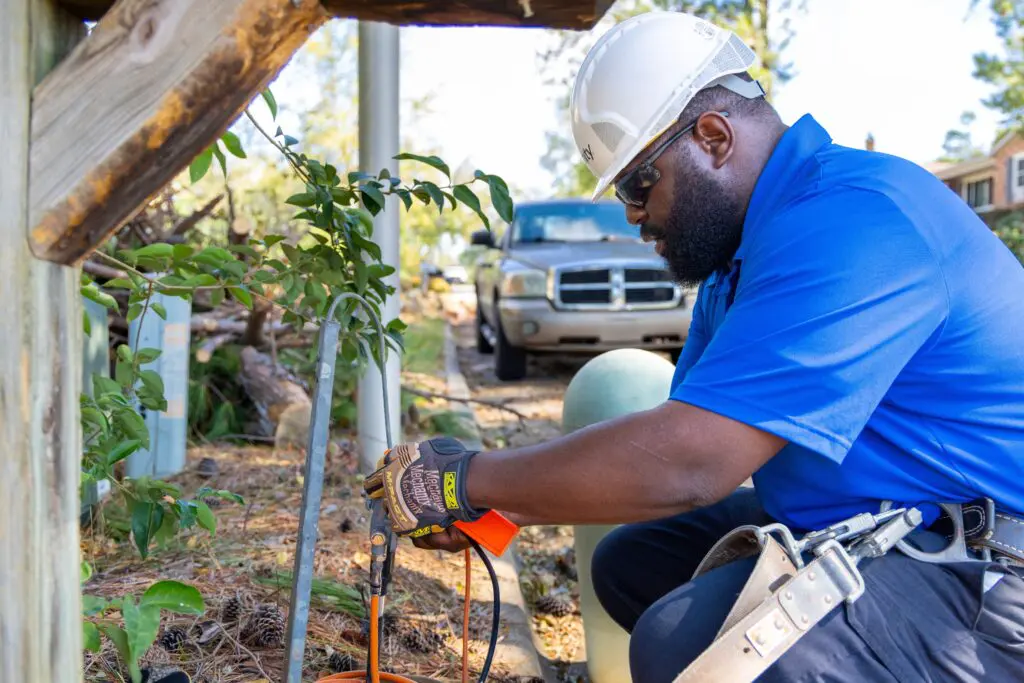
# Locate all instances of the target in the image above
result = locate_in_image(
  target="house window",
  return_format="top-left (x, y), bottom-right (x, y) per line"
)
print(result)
top-left (1017, 158), bottom-right (1024, 187)
top-left (1013, 154), bottom-right (1024, 203)
top-left (966, 178), bottom-right (993, 209)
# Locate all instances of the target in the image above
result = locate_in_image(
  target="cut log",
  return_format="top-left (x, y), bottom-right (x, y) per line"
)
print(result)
top-left (238, 346), bottom-right (311, 443)
top-left (28, 0), bottom-right (328, 264)
top-left (195, 333), bottom-right (236, 364)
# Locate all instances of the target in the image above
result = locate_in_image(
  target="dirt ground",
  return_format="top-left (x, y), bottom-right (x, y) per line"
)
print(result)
top-left (80, 365), bottom-right (537, 683)
top-left (450, 320), bottom-right (592, 683)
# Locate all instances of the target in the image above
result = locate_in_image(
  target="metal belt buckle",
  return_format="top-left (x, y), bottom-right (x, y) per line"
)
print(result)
top-left (880, 500), bottom-right (973, 563)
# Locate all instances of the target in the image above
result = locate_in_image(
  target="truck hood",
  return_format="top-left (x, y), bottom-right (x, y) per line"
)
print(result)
top-left (507, 240), bottom-right (665, 271)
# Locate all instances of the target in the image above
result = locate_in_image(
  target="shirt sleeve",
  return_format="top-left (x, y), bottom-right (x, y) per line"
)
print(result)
top-left (670, 188), bottom-right (949, 463)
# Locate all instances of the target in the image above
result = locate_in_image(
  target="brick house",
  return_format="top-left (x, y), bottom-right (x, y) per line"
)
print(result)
top-left (925, 131), bottom-right (1024, 226)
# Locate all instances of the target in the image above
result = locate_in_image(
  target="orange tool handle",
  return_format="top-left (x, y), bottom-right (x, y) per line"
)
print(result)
top-left (454, 510), bottom-right (519, 557)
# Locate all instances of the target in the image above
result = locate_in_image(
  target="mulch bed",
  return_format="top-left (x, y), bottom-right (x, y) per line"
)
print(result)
top-left (81, 426), bottom-right (529, 682)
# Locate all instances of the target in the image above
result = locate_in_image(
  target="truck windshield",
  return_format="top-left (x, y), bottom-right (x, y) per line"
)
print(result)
top-left (511, 203), bottom-right (639, 244)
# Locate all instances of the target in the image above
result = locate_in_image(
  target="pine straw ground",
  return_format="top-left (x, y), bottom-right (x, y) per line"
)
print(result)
top-left (81, 373), bottom-right (532, 683)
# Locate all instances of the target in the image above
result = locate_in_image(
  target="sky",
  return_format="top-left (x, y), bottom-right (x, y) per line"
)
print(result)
top-left (385, 0), bottom-right (1005, 197)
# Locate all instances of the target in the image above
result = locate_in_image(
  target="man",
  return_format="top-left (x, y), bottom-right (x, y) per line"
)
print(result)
top-left (366, 11), bottom-right (1024, 682)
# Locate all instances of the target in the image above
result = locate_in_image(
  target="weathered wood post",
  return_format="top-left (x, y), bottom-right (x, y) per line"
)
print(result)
top-left (0, 1), bottom-right (87, 680)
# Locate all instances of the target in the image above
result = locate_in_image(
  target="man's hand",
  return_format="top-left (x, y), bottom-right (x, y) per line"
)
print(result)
top-left (363, 437), bottom-right (487, 538)
top-left (410, 525), bottom-right (473, 552)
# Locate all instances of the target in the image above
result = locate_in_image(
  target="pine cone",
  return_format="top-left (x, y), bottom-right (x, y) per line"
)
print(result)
top-left (400, 626), bottom-right (444, 654)
top-left (158, 626), bottom-right (188, 652)
top-left (361, 614), bottom-right (399, 641)
top-left (220, 594), bottom-right (246, 624)
top-left (328, 651), bottom-right (358, 673)
top-left (241, 603), bottom-right (285, 648)
top-left (556, 547), bottom-right (577, 581)
top-left (535, 593), bottom-right (574, 617)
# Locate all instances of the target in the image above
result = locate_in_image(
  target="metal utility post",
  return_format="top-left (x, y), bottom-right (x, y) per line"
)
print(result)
top-left (357, 21), bottom-right (402, 472)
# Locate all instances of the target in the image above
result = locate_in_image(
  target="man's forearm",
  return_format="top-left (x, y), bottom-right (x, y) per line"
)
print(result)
top-left (465, 400), bottom-right (777, 525)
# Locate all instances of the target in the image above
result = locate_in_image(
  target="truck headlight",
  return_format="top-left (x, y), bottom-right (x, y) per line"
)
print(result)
top-left (500, 269), bottom-right (548, 298)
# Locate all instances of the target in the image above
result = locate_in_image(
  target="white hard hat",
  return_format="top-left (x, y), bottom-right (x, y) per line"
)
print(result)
top-left (570, 11), bottom-right (763, 201)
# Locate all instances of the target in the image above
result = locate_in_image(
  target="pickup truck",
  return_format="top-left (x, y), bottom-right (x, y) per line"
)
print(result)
top-left (471, 198), bottom-right (697, 380)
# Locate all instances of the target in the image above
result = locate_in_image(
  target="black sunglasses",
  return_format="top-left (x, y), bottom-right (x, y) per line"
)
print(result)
top-left (614, 111), bottom-right (730, 208)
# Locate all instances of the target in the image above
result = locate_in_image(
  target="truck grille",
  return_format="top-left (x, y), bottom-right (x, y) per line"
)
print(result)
top-left (554, 265), bottom-right (681, 311)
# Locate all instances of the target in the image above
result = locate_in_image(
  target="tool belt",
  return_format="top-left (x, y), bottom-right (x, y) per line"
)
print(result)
top-left (672, 499), bottom-right (1024, 683)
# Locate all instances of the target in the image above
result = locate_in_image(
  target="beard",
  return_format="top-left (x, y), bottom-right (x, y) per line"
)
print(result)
top-left (642, 154), bottom-right (744, 287)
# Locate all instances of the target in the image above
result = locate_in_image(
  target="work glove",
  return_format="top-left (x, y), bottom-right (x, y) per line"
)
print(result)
top-left (363, 437), bottom-right (487, 538)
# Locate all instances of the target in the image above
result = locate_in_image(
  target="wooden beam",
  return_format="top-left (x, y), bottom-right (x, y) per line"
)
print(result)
top-left (0, 1), bottom-right (86, 680)
top-left (320, 0), bottom-right (614, 29)
top-left (61, 0), bottom-right (613, 29)
top-left (29, 0), bottom-right (329, 265)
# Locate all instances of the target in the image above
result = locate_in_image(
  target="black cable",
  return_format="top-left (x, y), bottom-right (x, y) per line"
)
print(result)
top-left (468, 538), bottom-right (500, 683)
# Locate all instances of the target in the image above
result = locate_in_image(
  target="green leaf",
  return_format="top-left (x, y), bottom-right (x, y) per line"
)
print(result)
top-left (83, 621), bottom-right (102, 653)
top-left (228, 244), bottom-right (259, 258)
top-left (487, 175), bottom-right (514, 224)
top-left (115, 358), bottom-right (133, 387)
top-left (116, 344), bottom-right (133, 363)
top-left (104, 278), bottom-right (135, 290)
top-left (189, 147), bottom-right (214, 184)
top-left (228, 286), bottom-right (253, 310)
top-left (126, 303), bottom-right (144, 324)
top-left (83, 309), bottom-right (92, 335)
top-left (151, 302), bottom-right (167, 320)
top-left (210, 287), bottom-right (225, 307)
top-left (331, 187), bottom-right (355, 205)
top-left (139, 369), bottom-right (164, 397)
top-left (134, 243), bottom-right (174, 259)
top-left (80, 561), bottom-right (94, 584)
top-left (419, 181), bottom-right (445, 213)
top-left (98, 623), bottom-right (131, 674)
top-left (172, 244), bottom-right (194, 260)
top-left (360, 185), bottom-right (386, 215)
top-left (286, 192), bottom-right (317, 208)
top-left (106, 439), bottom-right (141, 466)
top-left (195, 487), bottom-right (244, 505)
top-left (142, 580), bottom-right (205, 615)
top-left (83, 594), bottom-right (108, 617)
top-left (152, 509), bottom-right (179, 545)
top-left (394, 153), bottom-right (451, 180)
top-left (261, 88), bottom-right (278, 119)
top-left (122, 598), bottom-right (161, 678)
top-left (263, 235), bottom-right (287, 248)
top-left (135, 348), bottom-right (161, 364)
top-left (93, 375), bottom-right (121, 397)
top-left (442, 191), bottom-right (458, 210)
top-left (130, 501), bottom-right (163, 559)
top-left (212, 143), bottom-right (227, 176)
top-left (194, 500), bottom-right (216, 535)
top-left (221, 131), bottom-right (246, 159)
top-left (180, 273), bottom-right (217, 288)
top-left (115, 408), bottom-right (150, 448)
top-left (81, 284), bottom-right (119, 313)
top-left (369, 264), bottom-right (396, 279)
top-left (283, 135), bottom-right (299, 147)
top-left (453, 185), bottom-right (489, 229)
top-left (394, 188), bottom-right (413, 211)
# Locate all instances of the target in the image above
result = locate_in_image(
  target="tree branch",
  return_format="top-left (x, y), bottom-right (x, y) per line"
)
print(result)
top-left (401, 384), bottom-right (530, 424)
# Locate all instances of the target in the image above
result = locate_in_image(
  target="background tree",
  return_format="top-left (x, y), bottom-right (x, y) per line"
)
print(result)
top-left (538, 0), bottom-right (806, 198)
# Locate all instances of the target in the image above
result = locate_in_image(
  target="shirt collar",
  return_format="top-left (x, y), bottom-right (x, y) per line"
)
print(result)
top-left (732, 114), bottom-right (833, 262)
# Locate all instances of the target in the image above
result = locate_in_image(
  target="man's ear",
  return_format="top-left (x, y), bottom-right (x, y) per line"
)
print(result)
top-left (693, 112), bottom-right (735, 170)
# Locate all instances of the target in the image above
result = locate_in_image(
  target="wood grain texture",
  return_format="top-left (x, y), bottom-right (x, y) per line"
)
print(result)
top-left (60, 0), bottom-right (613, 29)
top-left (0, 1), bottom-right (85, 681)
top-left (29, 0), bottom-right (328, 264)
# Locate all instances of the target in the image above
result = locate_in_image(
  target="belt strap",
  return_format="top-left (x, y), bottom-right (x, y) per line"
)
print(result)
top-left (674, 509), bottom-right (923, 683)
top-left (673, 539), bottom-right (864, 683)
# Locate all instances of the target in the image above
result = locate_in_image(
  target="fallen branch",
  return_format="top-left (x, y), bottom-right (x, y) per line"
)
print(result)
top-left (195, 333), bottom-right (236, 363)
top-left (83, 259), bottom-right (126, 281)
top-left (401, 384), bottom-right (531, 423)
top-left (191, 315), bottom-right (291, 336)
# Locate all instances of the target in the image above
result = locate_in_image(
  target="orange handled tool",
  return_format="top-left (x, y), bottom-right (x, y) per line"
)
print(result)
top-left (454, 510), bottom-right (520, 556)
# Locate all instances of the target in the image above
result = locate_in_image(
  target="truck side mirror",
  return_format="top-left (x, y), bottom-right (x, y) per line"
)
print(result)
top-left (470, 229), bottom-right (496, 248)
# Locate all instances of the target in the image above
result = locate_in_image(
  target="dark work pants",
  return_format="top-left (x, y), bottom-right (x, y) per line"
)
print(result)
top-left (592, 489), bottom-right (1024, 683)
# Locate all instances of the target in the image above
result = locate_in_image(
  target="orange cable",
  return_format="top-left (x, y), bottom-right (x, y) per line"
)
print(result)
top-left (462, 547), bottom-right (472, 683)
top-left (317, 551), bottom-right (476, 683)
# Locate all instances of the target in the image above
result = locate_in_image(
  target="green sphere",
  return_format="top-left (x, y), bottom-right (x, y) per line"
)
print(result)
top-left (562, 349), bottom-right (676, 435)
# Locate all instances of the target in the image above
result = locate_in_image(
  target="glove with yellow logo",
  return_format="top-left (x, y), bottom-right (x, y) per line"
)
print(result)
top-left (363, 437), bottom-right (487, 538)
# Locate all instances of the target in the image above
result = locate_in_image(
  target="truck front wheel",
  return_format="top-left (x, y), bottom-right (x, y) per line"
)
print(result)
top-left (494, 317), bottom-right (527, 381)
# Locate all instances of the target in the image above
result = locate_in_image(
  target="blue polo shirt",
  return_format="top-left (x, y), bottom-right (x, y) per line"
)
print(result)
top-left (670, 114), bottom-right (1024, 531)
